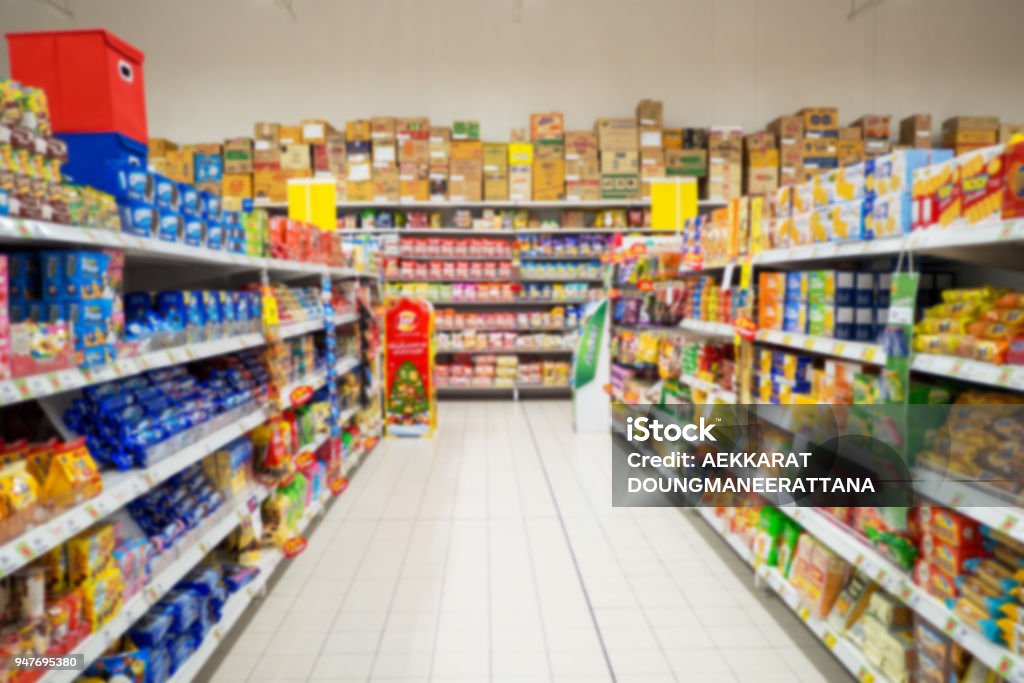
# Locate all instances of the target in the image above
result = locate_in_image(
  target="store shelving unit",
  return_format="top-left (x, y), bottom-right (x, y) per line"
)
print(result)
top-left (254, 198), bottom-right (727, 211)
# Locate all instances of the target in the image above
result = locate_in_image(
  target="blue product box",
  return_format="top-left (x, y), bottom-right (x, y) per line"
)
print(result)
top-left (345, 141), bottom-right (371, 156)
top-left (218, 291), bottom-right (236, 328)
top-left (55, 132), bottom-right (147, 197)
top-left (785, 271), bottom-right (808, 302)
top-left (158, 210), bottom-right (182, 243)
top-left (22, 301), bottom-right (44, 322)
top-left (247, 291), bottom-right (260, 321)
top-left (855, 273), bottom-right (876, 308)
top-left (8, 253), bottom-right (39, 300)
top-left (200, 191), bottom-right (221, 219)
top-left (804, 157), bottom-right (839, 170)
top-left (207, 222), bottom-right (224, 251)
top-left (201, 291), bottom-right (222, 330)
top-left (854, 307), bottom-right (876, 342)
top-left (782, 300), bottom-right (807, 333)
top-left (835, 271), bottom-right (855, 307)
top-left (42, 250), bottom-right (109, 301)
top-left (79, 344), bottom-right (115, 369)
top-left (111, 160), bottom-right (152, 201)
top-left (119, 199), bottom-right (157, 238)
top-left (194, 154), bottom-right (223, 183)
top-left (0, 187), bottom-right (9, 216)
top-left (43, 301), bottom-right (66, 324)
top-left (179, 184), bottom-right (201, 215)
top-left (223, 211), bottom-right (240, 230)
top-left (834, 306), bottom-right (855, 340)
top-left (70, 299), bottom-right (114, 348)
top-left (831, 200), bottom-right (866, 242)
top-left (155, 291), bottom-right (188, 332)
top-left (183, 216), bottom-right (205, 248)
top-left (876, 273), bottom-right (892, 308)
top-left (232, 292), bottom-right (248, 324)
top-left (867, 192), bottom-right (912, 239)
top-left (866, 150), bottom-right (939, 199)
top-left (124, 291), bottom-right (153, 326)
top-left (834, 163), bottom-right (866, 202)
top-left (152, 174), bottom-right (180, 211)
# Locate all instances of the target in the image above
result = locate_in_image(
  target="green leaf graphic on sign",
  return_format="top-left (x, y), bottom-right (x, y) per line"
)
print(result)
top-left (574, 300), bottom-right (607, 389)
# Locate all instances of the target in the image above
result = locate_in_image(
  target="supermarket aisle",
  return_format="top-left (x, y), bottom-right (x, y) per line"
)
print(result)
top-left (202, 401), bottom-right (850, 683)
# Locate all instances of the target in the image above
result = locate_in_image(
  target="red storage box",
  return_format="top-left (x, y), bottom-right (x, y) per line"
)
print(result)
top-left (6, 29), bottom-right (148, 141)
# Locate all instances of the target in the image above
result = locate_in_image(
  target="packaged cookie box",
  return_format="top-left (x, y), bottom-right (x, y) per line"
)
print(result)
top-left (959, 144), bottom-right (1005, 225)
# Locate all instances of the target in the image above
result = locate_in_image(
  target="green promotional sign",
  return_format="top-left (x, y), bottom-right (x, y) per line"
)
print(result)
top-left (574, 299), bottom-right (608, 388)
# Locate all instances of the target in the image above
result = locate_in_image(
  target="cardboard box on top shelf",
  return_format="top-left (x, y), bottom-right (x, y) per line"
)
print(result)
top-left (509, 142), bottom-right (534, 166)
top-left (641, 162), bottom-right (667, 197)
top-left (800, 107), bottom-right (839, 138)
top-left (851, 115), bottom-right (891, 141)
top-left (899, 114), bottom-right (932, 148)
top-left (744, 132), bottom-right (776, 153)
top-left (346, 119), bottom-right (371, 142)
top-left (748, 149), bottom-right (779, 168)
top-left (222, 173), bottom-right (253, 198)
top-left (705, 160), bottom-right (742, 200)
top-left (450, 140), bottom-right (483, 161)
top-left (534, 140), bottom-right (564, 160)
top-left (767, 116), bottom-right (803, 145)
top-left (838, 127), bottom-right (862, 141)
top-left (399, 138), bottom-right (430, 164)
top-left (601, 151), bottom-right (639, 175)
top-left (565, 131), bottom-right (598, 159)
top-left (157, 149), bottom-right (194, 184)
top-left (746, 166), bottom-right (779, 196)
top-left (642, 149), bottom-right (665, 167)
top-left (254, 122), bottom-right (280, 143)
top-left (708, 126), bottom-right (743, 161)
top-left (399, 162), bottom-right (430, 201)
top-left (509, 166), bottom-right (532, 201)
top-left (279, 125), bottom-right (303, 145)
top-left (663, 129), bottom-right (683, 150)
top-left (836, 140), bottom-right (865, 166)
top-left (345, 141), bottom-right (372, 164)
top-left (148, 138), bottom-right (177, 158)
top-left (312, 144), bottom-right (331, 173)
top-left (600, 173), bottom-right (640, 199)
top-left (372, 164), bottom-right (400, 201)
top-left (280, 144), bottom-right (312, 171)
top-left (943, 128), bottom-right (998, 146)
top-left (566, 179), bottom-right (600, 201)
top-left (254, 169), bottom-right (310, 203)
top-left (371, 117), bottom-right (396, 141)
top-left (942, 116), bottom-right (1000, 134)
top-left (195, 181), bottom-right (221, 196)
top-left (372, 140), bottom-right (397, 166)
top-left (1001, 123), bottom-right (1024, 143)
top-left (803, 137), bottom-right (837, 159)
top-left (324, 133), bottom-right (346, 176)
top-left (347, 158), bottom-right (373, 184)
top-left (300, 119), bottom-right (332, 144)
top-left (636, 99), bottom-right (664, 129)
top-left (530, 112), bottom-right (565, 141)
top-left (450, 158), bottom-right (483, 182)
top-left (452, 120), bottom-right (481, 141)
top-left (483, 143), bottom-right (508, 175)
top-left (396, 117), bottom-right (430, 140)
top-left (565, 157), bottom-right (600, 181)
top-left (864, 139), bottom-right (892, 158)
top-left (682, 128), bottom-right (708, 149)
top-left (429, 167), bottom-right (448, 200)
top-left (484, 176), bottom-right (509, 201)
top-left (665, 149), bottom-right (706, 176)
top-left (639, 128), bottom-right (663, 152)
top-left (429, 124), bottom-right (450, 148)
top-left (510, 127), bottom-right (529, 142)
top-left (533, 158), bottom-right (565, 200)
top-left (253, 144), bottom-right (281, 170)
top-left (223, 137), bottom-right (254, 174)
top-left (597, 118), bottom-right (638, 151)
top-left (347, 180), bottom-right (373, 202)
top-left (449, 172), bottom-right (483, 201)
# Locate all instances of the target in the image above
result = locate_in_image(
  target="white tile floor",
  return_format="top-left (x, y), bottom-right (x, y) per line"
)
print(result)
top-left (200, 401), bottom-right (852, 683)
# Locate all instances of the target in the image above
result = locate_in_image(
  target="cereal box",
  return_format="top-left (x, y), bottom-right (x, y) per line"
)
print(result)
top-left (792, 181), bottom-right (815, 214)
top-left (810, 206), bottom-right (832, 243)
top-left (831, 200), bottom-right (866, 241)
top-left (835, 163), bottom-right (866, 202)
top-left (959, 145), bottom-right (1004, 225)
top-left (867, 192), bottom-right (912, 238)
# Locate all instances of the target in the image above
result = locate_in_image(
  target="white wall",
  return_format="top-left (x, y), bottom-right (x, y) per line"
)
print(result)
top-left (2, 0), bottom-right (1023, 143)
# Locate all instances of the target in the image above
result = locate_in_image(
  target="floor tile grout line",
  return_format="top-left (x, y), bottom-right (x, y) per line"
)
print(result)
top-left (519, 401), bottom-right (618, 683)
top-left (529, 402), bottom-right (680, 682)
top-left (425, 400), bottom-right (470, 683)
top-left (364, 405), bottom-right (453, 682)
top-left (506, 402), bottom-right (556, 682)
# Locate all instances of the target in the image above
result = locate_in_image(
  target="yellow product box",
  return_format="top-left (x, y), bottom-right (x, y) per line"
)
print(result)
top-left (835, 162), bottom-right (866, 202)
top-left (508, 142), bottom-right (534, 166)
top-left (799, 107), bottom-right (839, 137)
top-left (831, 199), bottom-right (865, 241)
top-left (222, 173), bottom-right (253, 198)
top-left (812, 170), bottom-right (837, 207)
top-left (663, 128), bottom-right (683, 150)
top-left (347, 180), bottom-right (373, 202)
top-left (509, 166), bottom-right (532, 201)
top-left (810, 206), bottom-right (832, 242)
top-left (450, 140), bottom-right (483, 161)
top-left (803, 137), bottom-right (837, 158)
top-left (254, 122), bottom-right (280, 143)
top-left (254, 169), bottom-right (308, 202)
top-left (791, 212), bottom-right (812, 245)
top-left (429, 127), bottom-right (450, 162)
top-left (748, 149), bottom-right (779, 168)
top-left (148, 137), bottom-right (177, 158)
top-left (484, 176), bottom-right (509, 201)
top-left (300, 119), bottom-right (332, 144)
top-left (530, 112), bottom-right (565, 141)
top-left (534, 140), bottom-right (564, 159)
top-left (532, 159), bottom-right (565, 200)
top-left (601, 151), bottom-right (639, 174)
top-left (482, 143), bottom-right (508, 174)
top-left (449, 175), bottom-right (482, 202)
top-left (346, 119), bottom-right (371, 141)
top-left (160, 149), bottom-right (194, 184)
top-left (372, 164), bottom-right (400, 201)
top-left (279, 125), bottom-right (303, 145)
top-left (399, 162), bottom-right (429, 200)
top-left (371, 116), bottom-right (396, 141)
top-left (280, 144), bottom-right (312, 171)
top-left (838, 127), bottom-right (862, 141)
top-left (836, 139), bottom-right (865, 165)
top-left (792, 180), bottom-right (815, 214)
top-left (565, 131), bottom-right (598, 159)
top-left (288, 176), bottom-right (337, 231)
top-left (650, 177), bottom-right (697, 230)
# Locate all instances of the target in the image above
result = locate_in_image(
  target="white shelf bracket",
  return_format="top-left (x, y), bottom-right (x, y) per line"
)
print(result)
top-left (37, 0), bottom-right (73, 17)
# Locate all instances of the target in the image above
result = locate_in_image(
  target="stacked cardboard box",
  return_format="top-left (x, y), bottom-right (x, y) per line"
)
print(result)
top-left (429, 127), bottom-right (450, 200)
top-left (853, 115), bottom-right (891, 159)
top-left (398, 117), bottom-right (430, 201)
top-left (707, 126), bottom-right (742, 200)
top-left (222, 137), bottom-right (253, 198)
top-left (191, 142), bottom-right (224, 195)
top-left (483, 143), bottom-right (509, 200)
top-left (899, 114), bottom-right (932, 149)
top-left (637, 100), bottom-right (664, 197)
top-left (565, 131), bottom-right (599, 200)
top-left (450, 140), bottom-right (483, 201)
top-left (371, 117), bottom-right (399, 201)
top-left (835, 126), bottom-right (865, 167)
top-left (531, 112), bottom-right (565, 200)
top-left (597, 118), bottom-right (639, 199)
top-left (768, 116), bottom-right (803, 186)
top-left (148, 138), bottom-right (195, 186)
top-left (942, 116), bottom-right (1000, 156)
top-left (800, 107), bottom-right (839, 178)
top-left (508, 142), bottom-right (532, 201)
top-left (345, 119), bottom-right (373, 201)
top-left (744, 132), bottom-right (778, 196)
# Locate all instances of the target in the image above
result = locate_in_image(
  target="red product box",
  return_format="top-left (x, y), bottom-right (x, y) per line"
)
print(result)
top-left (960, 145), bottom-right (1005, 225)
top-left (925, 507), bottom-right (983, 549)
top-left (1003, 140), bottom-right (1024, 219)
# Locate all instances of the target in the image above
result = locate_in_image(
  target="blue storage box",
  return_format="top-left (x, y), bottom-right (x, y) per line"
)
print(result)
top-left (56, 132), bottom-right (147, 196)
